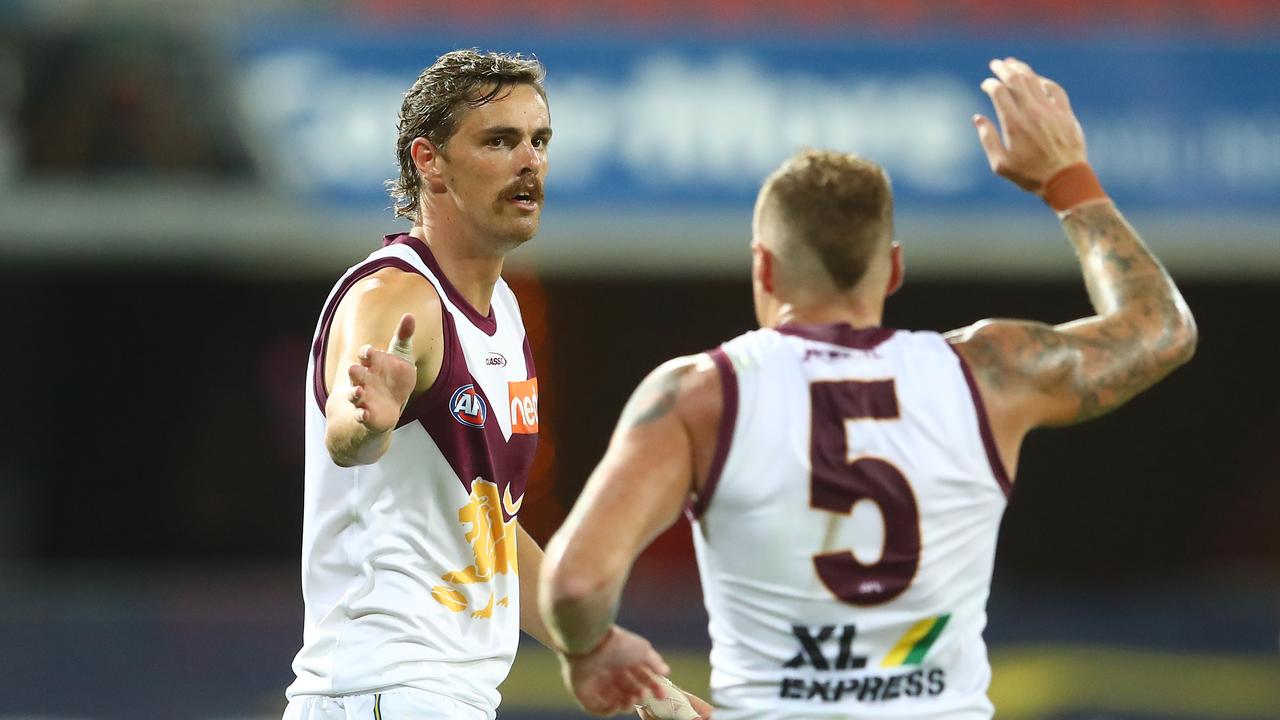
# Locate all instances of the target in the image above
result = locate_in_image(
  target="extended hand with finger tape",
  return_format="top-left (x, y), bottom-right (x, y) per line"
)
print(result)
top-left (347, 312), bottom-right (417, 433)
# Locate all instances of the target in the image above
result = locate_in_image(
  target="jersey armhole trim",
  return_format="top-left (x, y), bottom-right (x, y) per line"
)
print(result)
top-left (689, 347), bottom-right (738, 519)
top-left (311, 257), bottom-right (424, 414)
top-left (396, 307), bottom-right (457, 429)
top-left (946, 343), bottom-right (1013, 497)
top-left (522, 333), bottom-right (537, 380)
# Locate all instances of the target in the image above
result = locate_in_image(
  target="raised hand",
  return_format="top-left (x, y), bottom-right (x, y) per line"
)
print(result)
top-left (974, 57), bottom-right (1088, 195)
top-left (559, 626), bottom-right (671, 716)
top-left (347, 313), bottom-right (417, 433)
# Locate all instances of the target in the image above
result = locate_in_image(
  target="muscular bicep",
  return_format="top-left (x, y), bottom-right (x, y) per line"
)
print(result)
top-left (559, 363), bottom-right (697, 565)
top-left (950, 315), bottom-right (1181, 433)
top-left (549, 356), bottom-right (721, 583)
top-left (323, 269), bottom-right (442, 410)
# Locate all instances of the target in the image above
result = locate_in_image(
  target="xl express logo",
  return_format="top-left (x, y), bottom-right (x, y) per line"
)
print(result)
top-left (450, 385), bottom-right (488, 428)
top-left (777, 618), bottom-right (950, 704)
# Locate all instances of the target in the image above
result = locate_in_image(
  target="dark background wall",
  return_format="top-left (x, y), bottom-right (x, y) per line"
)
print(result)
top-left (6, 262), bottom-right (1274, 582)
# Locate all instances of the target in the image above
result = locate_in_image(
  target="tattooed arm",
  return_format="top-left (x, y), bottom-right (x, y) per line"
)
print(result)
top-left (541, 354), bottom-right (722, 652)
top-left (538, 356), bottom-right (721, 716)
top-left (949, 58), bottom-right (1197, 478)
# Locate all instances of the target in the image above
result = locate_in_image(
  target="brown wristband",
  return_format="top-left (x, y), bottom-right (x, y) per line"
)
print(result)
top-left (560, 626), bottom-right (616, 659)
top-left (1042, 162), bottom-right (1108, 212)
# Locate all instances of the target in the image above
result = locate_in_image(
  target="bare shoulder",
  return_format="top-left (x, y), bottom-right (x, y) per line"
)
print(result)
top-left (677, 353), bottom-right (725, 432)
top-left (333, 267), bottom-right (442, 342)
top-left (945, 318), bottom-right (1075, 394)
top-left (343, 266), bottom-right (440, 316)
top-left (617, 354), bottom-right (723, 432)
top-left (614, 354), bottom-right (725, 495)
top-left (943, 319), bottom-right (1082, 479)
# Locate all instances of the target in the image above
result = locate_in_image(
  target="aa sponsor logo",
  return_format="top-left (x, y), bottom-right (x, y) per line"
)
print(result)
top-left (450, 384), bottom-right (488, 428)
top-left (485, 352), bottom-right (507, 367)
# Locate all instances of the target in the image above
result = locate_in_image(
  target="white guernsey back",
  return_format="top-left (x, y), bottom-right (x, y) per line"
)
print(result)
top-left (287, 234), bottom-right (540, 719)
top-left (691, 323), bottom-right (1010, 720)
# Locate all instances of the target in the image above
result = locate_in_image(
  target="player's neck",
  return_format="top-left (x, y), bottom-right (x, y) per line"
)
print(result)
top-left (773, 298), bottom-right (884, 330)
top-left (410, 225), bottom-right (505, 316)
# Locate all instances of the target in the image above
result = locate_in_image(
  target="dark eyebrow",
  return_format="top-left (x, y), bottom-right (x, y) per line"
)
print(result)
top-left (480, 125), bottom-right (552, 141)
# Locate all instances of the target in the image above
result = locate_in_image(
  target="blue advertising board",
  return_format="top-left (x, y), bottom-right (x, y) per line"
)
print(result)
top-left (233, 27), bottom-right (1280, 219)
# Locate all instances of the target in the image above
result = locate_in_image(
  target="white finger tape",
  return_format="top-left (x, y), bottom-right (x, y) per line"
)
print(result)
top-left (389, 338), bottom-right (414, 363)
top-left (638, 677), bottom-right (700, 720)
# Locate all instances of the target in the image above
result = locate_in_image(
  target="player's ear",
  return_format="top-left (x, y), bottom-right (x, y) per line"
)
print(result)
top-left (411, 138), bottom-right (448, 194)
top-left (752, 242), bottom-right (775, 295)
top-left (886, 242), bottom-right (905, 297)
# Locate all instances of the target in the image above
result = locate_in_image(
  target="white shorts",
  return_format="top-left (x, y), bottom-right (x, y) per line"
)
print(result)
top-left (283, 689), bottom-right (491, 720)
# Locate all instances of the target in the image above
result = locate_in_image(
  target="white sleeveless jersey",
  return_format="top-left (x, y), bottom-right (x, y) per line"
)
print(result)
top-left (691, 323), bottom-right (1011, 719)
top-left (287, 233), bottom-right (539, 719)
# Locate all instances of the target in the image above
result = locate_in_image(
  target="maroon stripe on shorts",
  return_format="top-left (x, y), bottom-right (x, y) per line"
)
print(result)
top-left (689, 348), bottom-right (738, 520)
top-left (947, 343), bottom-right (1013, 496)
top-left (311, 257), bottom-right (422, 413)
top-left (384, 233), bottom-right (498, 336)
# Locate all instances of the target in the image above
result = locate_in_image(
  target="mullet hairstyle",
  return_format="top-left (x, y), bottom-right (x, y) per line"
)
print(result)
top-left (388, 49), bottom-right (546, 222)
top-left (762, 149), bottom-right (895, 290)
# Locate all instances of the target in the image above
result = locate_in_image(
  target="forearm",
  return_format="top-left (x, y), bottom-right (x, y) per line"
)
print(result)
top-left (1044, 201), bottom-right (1198, 421)
top-left (541, 547), bottom-right (624, 655)
top-left (515, 524), bottom-right (559, 649)
top-left (324, 401), bottom-right (393, 467)
top-left (1060, 202), bottom-right (1197, 358)
top-left (1063, 203), bottom-right (1184, 318)
top-left (540, 503), bottom-right (633, 655)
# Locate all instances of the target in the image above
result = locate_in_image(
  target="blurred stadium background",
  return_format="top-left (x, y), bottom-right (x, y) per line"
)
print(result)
top-left (1, 0), bottom-right (1278, 717)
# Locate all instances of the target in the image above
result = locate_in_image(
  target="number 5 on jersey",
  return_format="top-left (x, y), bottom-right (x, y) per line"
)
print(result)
top-left (810, 380), bottom-right (920, 606)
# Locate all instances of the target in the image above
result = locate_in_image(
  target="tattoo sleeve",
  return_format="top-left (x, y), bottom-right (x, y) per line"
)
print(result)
top-left (958, 201), bottom-right (1197, 426)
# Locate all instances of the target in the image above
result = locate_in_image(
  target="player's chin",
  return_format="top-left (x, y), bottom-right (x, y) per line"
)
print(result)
top-left (503, 216), bottom-right (540, 245)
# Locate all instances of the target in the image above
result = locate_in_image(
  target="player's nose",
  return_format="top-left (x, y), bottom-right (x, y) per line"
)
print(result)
top-left (515, 138), bottom-right (545, 172)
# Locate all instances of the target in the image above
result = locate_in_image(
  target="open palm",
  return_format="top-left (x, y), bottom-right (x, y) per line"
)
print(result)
top-left (347, 313), bottom-right (417, 433)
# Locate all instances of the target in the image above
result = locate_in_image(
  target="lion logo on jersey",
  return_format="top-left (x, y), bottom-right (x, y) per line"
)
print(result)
top-left (431, 478), bottom-right (524, 619)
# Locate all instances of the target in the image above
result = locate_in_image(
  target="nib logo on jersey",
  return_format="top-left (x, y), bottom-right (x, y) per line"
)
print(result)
top-left (779, 616), bottom-right (949, 705)
top-left (450, 384), bottom-right (488, 428)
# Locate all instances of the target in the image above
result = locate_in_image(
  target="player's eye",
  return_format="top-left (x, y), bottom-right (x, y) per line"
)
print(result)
top-left (486, 137), bottom-right (507, 148)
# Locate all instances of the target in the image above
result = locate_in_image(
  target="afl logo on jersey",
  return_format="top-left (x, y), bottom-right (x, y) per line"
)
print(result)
top-left (449, 384), bottom-right (488, 428)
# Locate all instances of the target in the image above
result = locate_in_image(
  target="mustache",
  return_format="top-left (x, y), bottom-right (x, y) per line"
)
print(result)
top-left (502, 177), bottom-right (544, 202)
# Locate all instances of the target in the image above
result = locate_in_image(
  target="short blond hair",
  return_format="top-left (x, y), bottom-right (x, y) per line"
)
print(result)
top-left (760, 149), bottom-right (894, 290)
